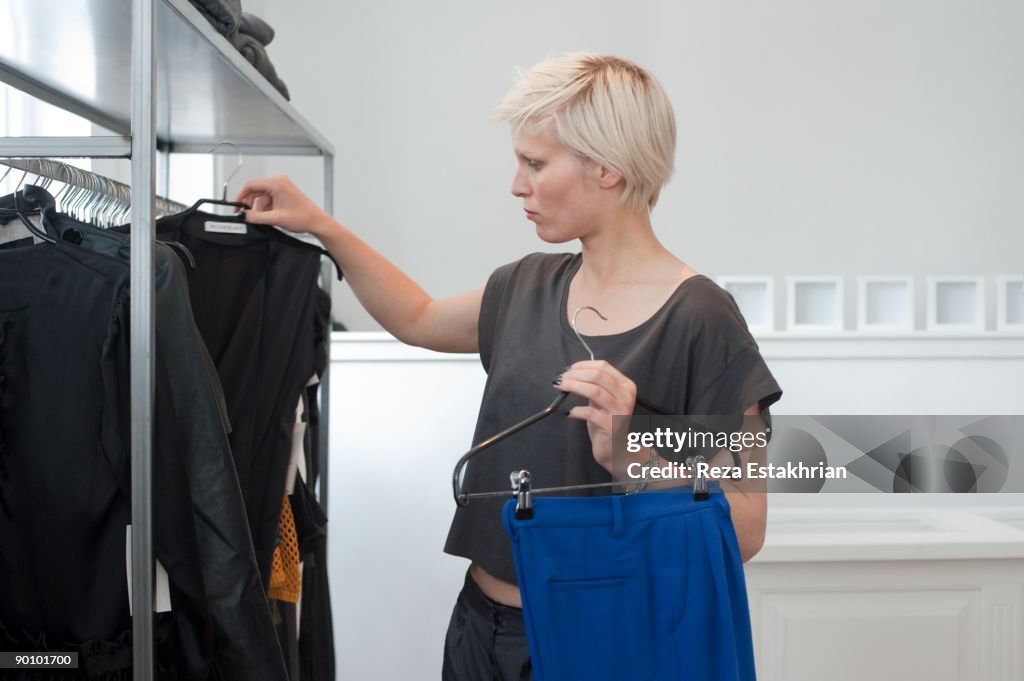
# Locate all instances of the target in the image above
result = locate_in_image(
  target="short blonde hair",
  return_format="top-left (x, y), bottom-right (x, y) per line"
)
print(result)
top-left (492, 53), bottom-right (676, 213)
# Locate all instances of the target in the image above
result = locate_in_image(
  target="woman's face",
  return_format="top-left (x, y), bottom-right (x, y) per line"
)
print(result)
top-left (510, 127), bottom-right (609, 243)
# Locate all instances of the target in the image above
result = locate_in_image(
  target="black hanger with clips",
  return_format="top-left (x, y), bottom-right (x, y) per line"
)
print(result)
top-left (181, 196), bottom-right (251, 215)
top-left (172, 141), bottom-right (344, 281)
top-left (0, 166), bottom-right (55, 244)
top-left (177, 199), bottom-right (345, 282)
top-left (452, 306), bottom-right (711, 519)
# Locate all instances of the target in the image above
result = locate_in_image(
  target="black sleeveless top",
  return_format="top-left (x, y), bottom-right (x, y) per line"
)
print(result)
top-left (444, 253), bottom-right (783, 583)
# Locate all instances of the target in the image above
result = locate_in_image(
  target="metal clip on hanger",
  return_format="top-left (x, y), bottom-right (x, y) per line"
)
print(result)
top-left (510, 470), bottom-right (532, 519)
top-left (686, 455), bottom-right (710, 501)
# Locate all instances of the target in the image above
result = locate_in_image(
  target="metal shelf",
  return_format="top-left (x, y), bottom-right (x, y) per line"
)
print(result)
top-left (0, 0), bottom-right (333, 156)
top-left (0, 136), bottom-right (132, 157)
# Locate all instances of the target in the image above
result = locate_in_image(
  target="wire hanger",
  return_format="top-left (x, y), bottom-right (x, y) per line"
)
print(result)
top-left (451, 306), bottom-right (603, 505)
top-left (181, 141), bottom-right (251, 214)
top-left (2, 157), bottom-right (188, 221)
top-left (451, 306), bottom-right (714, 518)
top-left (167, 142), bottom-right (343, 280)
top-left (0, 161), bottom-right (13, 187)
top-left (218, 141), bottom-right (244, 201)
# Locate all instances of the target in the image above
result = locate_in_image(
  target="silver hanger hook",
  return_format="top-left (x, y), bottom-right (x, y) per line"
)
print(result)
top-left (0, 160), bottom-right (13, 186)
top-left (37, 159), bottom-right (53, 190)
top-left (208, 140), bottom-right (243, 200)
top-left (570, 306), bottom-right (608, 361)
top-left (8, 166), bottom-right (31, 212)
top-left (14, 168), bottom-right (29, 193)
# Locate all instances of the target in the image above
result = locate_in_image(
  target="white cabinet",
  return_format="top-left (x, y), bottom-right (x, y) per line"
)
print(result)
top-left (746, 509), bottom-right (1024, 681)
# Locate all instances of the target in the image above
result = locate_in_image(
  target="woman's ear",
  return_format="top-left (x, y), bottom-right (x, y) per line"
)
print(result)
top-left (595, 163), bottom-right (623, 190)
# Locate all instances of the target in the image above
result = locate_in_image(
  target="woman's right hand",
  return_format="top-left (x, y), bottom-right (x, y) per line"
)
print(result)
top-left (235, 175), bottom-right (333, 237)
top-left (236, 174), bottom-right (482, 353)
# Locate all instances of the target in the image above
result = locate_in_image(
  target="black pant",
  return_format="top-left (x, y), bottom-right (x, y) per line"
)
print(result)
top-left (442, 572), bottom-right (532, 681)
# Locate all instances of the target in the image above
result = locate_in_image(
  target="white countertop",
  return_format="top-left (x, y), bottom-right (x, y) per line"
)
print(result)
top-left (753, 507), bottom-right (1024, 563)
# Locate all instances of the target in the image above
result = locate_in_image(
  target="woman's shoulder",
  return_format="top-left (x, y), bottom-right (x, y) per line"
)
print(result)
top-left (668, 275), bottom-right (756, 346)
top-left (677, 274), bottom-right (737, 307)
top-left (662, 276), bottom-right (781, 413)
top-left (488, 251), bottom-right (578, 290)
top-left (498, 251), bottom-right (577, 275)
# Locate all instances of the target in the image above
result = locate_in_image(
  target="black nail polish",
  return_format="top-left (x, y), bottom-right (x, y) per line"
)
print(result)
top-left (552, 377), bottom-right (562, 386)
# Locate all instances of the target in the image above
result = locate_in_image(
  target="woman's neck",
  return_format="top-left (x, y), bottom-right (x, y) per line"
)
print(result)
top-left (575, 210), bottom-right (676, 288)
top-left (567, 211), bottom-right (699, 336)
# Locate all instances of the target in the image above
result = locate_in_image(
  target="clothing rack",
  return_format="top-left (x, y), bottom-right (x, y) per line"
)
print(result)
top-left (0, 2), bottom-right (336, 679)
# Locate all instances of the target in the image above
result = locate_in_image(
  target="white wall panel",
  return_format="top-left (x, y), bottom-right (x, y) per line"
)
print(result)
top-left (760, 589), bottom-right (978, 681)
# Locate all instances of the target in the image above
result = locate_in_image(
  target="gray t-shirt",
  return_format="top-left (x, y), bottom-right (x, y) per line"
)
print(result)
top-left (444, 252), bottom-right (782, 583)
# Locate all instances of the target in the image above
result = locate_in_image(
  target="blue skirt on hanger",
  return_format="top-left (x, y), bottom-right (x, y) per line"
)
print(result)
top-left (504, 482), bottom-right (757, 681)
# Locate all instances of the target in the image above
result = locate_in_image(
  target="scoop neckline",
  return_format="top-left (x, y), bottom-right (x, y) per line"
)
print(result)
top-left (557, 252), bottom-right (709, 345)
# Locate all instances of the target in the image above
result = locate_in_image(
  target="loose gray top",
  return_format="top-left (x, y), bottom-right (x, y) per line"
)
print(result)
top-left (444, 252), bottom-right (782, 584)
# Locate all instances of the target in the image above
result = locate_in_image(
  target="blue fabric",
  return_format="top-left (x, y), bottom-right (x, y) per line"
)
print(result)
top-left (503, 483), bottom-right (756, 681)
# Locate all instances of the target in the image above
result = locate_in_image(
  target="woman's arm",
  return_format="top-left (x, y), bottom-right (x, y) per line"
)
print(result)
top-left (716, 403), bottom-right (768, 563)
top-left (236, 176), bottom-right (482, 353)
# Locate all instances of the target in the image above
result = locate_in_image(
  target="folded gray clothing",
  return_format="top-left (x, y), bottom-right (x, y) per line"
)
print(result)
top-left (239, 12), bottom-right (275, 46)
top-left (231, 33), bottom-right (290, 100)
top-left (189, 0), bottom-right (242, 37)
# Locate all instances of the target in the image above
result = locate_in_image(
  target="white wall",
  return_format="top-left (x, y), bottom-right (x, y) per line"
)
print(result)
top-left (248, 0), bottom-right (1022, 331)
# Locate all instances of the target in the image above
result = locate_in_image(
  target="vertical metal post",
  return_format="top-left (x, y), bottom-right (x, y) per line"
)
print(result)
top-left (318, 152), bottom-right (334, 511)
top-left (130, 0), bottom-right (156, 679)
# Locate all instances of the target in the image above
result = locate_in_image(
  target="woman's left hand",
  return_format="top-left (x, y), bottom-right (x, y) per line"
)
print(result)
top-left (557, 360), bottom-right (637, 472)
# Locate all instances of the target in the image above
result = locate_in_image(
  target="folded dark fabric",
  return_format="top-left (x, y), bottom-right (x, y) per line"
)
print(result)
top-left (231, 32), bottom-right (290, 100)
top-left (189, 0), bottom-right (242, 38)
top-left (239, 11), bottom-right (275, 46)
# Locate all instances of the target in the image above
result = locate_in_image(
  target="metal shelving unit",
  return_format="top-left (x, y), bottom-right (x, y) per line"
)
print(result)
top-left (0, 2), bottom-right (335, 679)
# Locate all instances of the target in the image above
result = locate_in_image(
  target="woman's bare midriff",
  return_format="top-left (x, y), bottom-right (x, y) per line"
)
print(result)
top-left (470, 563), bottom-right (522, 608)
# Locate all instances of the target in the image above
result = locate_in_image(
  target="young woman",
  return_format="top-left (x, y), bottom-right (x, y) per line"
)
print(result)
top-left (237, 52), bottom-right (781, 681)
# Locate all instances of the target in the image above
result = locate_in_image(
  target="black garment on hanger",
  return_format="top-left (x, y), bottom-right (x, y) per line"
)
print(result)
top-left (41, 209), bottom-right (290, 681)
top-left (293, 479), bottom-right (335, 681)
top-left (147, 210), bottom-right (325, 591)
top-left (272, 600), bottom-right (300, 681)
top-left (0, 185), bottom-right (54, 248)
top-left (0, 184), bottom-right (52, 222)
top-left (0, 239), bottom-right (211, 681)
top-left (296, 287), bottom-right (336, 681)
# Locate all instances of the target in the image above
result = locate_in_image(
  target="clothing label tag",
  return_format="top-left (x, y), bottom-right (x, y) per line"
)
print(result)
top-left (126, 526), bottom-right (173, 614)
top-left (204, 220), bottom-right (247, 235)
